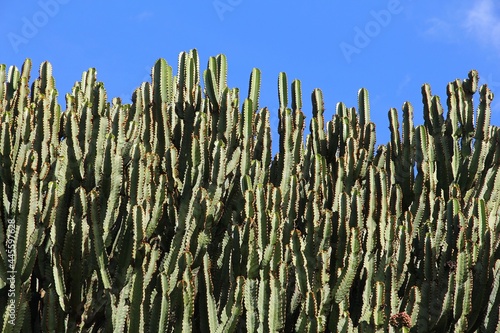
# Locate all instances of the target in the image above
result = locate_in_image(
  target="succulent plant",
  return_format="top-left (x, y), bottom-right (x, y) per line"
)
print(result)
top-left (0, 51), bottom-right (499, 332)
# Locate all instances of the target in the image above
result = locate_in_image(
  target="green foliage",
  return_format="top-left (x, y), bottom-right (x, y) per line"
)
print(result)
top-left (0, 51), bottom-right (499, 332)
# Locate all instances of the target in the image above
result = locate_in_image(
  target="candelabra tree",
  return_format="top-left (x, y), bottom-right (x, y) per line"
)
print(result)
top-left (0, 51), bottom-right (499, 332)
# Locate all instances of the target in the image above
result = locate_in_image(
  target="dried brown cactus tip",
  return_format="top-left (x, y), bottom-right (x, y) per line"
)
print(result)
top-left (389, 312), bottom-right (412, 328)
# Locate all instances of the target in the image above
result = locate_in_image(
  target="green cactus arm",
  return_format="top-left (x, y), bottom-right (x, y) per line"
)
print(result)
top-left (463, 85), bottom-right (494, 193)
top-left (304, 291), bottom-right (320, 332)
top-left (190, 49), bottom-right (201, 107)
top-left (475, 84), bottom-right (492, 142)
top-left (0, 106), bottom-right (13, 197)
top-left (222, 87), bottom-right (240, 148)
top-left (145, 174), bottom-right (166, 239)
top-left (240, 98), bottom-right (253, 177)
top-left (267, 212), bottom-right (281, 272)
top-left (422, 84), bottom-right (445, 136)
top-left (0, 63), bottom-right (6, 101)
top-left (176, 51), bottom-right (188, 107)
top-left (291, 229), bottom-right (311, 296)
top-left (278, 72), bottom-right (288, 110)
top-left (461, 71), bottom-right (478, 137)
top-left (293, 109), bottom-right (305, 162)
top-left (358, 264), bottom-right (375, 326)
top-left (40, 181), bottom-right (58, 229)
top-left (311, 88), bottom-right (327, 156)
top-left (5, 64), bottom-right (21, 109)
top-left (446, 80), bottom-right (462, 138)
top-left (373, 281), bottom-right (386, 327)
top-left (364, 166), bottom-right (377, 255)
top-left (91, 89), bottom-right (110, 187)
top-left (334, 227), bottom-right (361, 303)
top-left (80, 67), bottom-right (96, 101)
top-left (482, 260), bottom-right (500, 332)
top-left (349, 106), bottom-right (359, 140)
top-left (268, 271), bottom-right (285, 332)
top-left (389, 108), bottom-right (401, 159)
top-left (110, 267), bottom-right (132, 331)
top-left (377, 168), bottom-right (389, 236)
top-left (291, 78), bottom-right (303, 112)
top-left (153, 58), bottom-right (173, 106)
top-left (32, 62), bottom-right (57, 173)
top-left (11, 79), bottom-right (29, 169)
top-left (152, 58), bottom-right (173, 156)
top-left (90, 190), bottom-right (112, 290)
top-left (349, 188), bottom-right (363, 229)
top-left (179, 252), bottom-right (195, 332)
top-left (248, 68), bottom-right (261, 112)
top-left (453, 234), bottom-right (472, 326)
top-left (16, 74), bottom-right (30, 129)
top-left (334, 192), bottom-right (349, 270)
top-left (37, 61), bottom-right (54, 95)
top-left (101, 138), bottom-right (123, 247)
top-left (216, 276), bottom-right (245, 333)
top-left (215, 54), bottom-right (228, 96)
top-left (402, 286), bottom-right (420, 332)
top-left (157, 273), bottom-right (170, 332)
top-left (66, 111), bottom-right (84, 180)
top-left (127, 143), bottom-right (144, 207)
top-left (401, 102), bottom-right (414, 189)
top-left (16, 160), bottom-right (37, 280)
top-left (259, 108), bottom-right (272, 185)
top-left (202, 253), bottom-right (219, 332)
top-left (128, 265), bottom-right (145, 333)
top-left (464, 69), bottom-right (479, 94)
top-left (51, 248), bottom-right (68, 313)
top-left (205, 54), bottom-right (228, 111)
top-left (465, 200), bottom-right (491, 329)
top-left (244, 278), bottom-right (259, 332)
top-left (111, 204), bottom-right (137, 289)
top-left (358, 88), bottom-right (370, 128)
top-left (204, 58), bottom-right (219, 110)
top-left (330, 299), bottom-right (355, 332)
top-left (209, 140), bottom-right (227, 194)
top-left (278, 108), bottom-right (293, 191)
top-left (43, 287), bottom-right (62, 332)
top-left (256, 269), bottom-right (270, 332)
top-left (317, 251), bottom-right (333, 330)
top-left (255, 186), bottom-right (268, 262)
top-left (332, 155), bottom-right (344, 213)
top-left (142, 239), bottom-right (160, 296)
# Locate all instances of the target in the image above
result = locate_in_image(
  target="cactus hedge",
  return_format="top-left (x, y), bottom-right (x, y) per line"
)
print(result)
top-left (0, 50), bottom-right (499, 332)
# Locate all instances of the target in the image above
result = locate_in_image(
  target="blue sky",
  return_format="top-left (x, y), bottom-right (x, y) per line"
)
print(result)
top-left (2, 0), bottom-right (500, 151)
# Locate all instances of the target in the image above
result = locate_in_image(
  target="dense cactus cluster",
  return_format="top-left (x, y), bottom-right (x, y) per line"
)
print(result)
top-left (0, 50), bottom-right (499, 332)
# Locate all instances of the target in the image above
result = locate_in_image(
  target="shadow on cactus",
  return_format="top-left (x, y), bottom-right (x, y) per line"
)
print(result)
top-left (0, 50), bottom-right (499, 332)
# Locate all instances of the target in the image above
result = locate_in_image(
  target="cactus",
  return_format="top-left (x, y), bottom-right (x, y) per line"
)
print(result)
top-left (0, 52), bottom-right (499, 332)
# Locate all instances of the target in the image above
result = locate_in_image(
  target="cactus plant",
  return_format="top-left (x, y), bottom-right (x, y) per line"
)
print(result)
top-left (0, 51), bottom-right (499, 332)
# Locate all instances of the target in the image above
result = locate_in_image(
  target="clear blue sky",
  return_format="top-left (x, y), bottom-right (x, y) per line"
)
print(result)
top-left (2, 0), bottom-right (499, 151)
